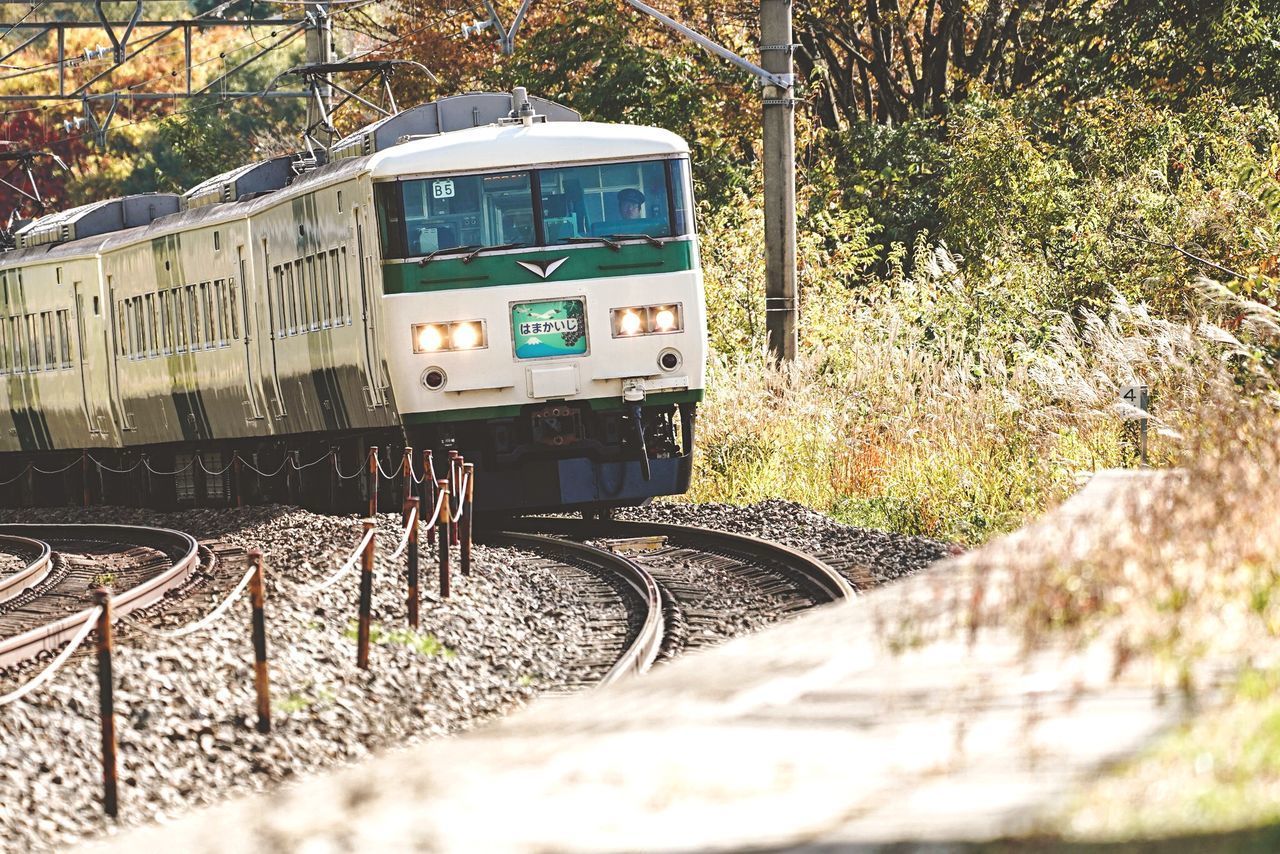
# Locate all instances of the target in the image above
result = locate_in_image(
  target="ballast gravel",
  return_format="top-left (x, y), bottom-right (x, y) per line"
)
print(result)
top-left (0, 505), bottom-right (603, 853)
top-left (0, 500), bottom-right (952, 852)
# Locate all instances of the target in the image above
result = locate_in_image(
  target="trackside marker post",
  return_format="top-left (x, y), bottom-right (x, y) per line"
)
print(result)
top-left (438, 480), bottom-right (451, 599)
top-left (93, 587), bottom-right (119, 819)
top-left (357, 519), bottom-right (375, 670)
top-left (248, 549), bottom-right (271, 733)
top-left (406, 497), bottom-right (420, 629)
top-left (1119, 384), bottom-right (1151, 467)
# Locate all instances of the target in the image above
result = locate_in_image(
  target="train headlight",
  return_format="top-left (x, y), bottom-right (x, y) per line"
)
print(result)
top-left (412, 320), bottom-right (487, 353)
top-left (414, 323), bottom-right (447, 353)
top-left (611, 303), bottom-right (683, 337)
top-left (451, 321), bottom-right (482, 350)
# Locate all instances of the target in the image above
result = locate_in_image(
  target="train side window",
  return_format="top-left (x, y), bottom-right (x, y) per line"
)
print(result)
top-left (144, 294), bottom-right (157, 358)
top-left (0, 315), bottom-right (7, 374)
top-left (27, 315), bottom-right (39, 369)
top-left (334, 248), bottom-right (348, 324)
top-left (115, 301), bottom-right (125, 358)
top-left (308, 256), bottom-right (321, 330)
top-left (200, 282), bottom-right (215, 349)
top-left (175, 288), bottom-right (187, 352)
top-left (11, 317), bottom-right (23, 372)
top-left (42, 312), bottom-right (55, 370)
top-left (272, 265), bottom-right (284, 337)
top-left (294, 259), bottom-right (307, 331)
top-left (302, 259), bottom-right (315, 331)
top-left (186, 286), bottom-right (200, 349)
top-left (127, 299), bottom-right (137, 359)
top-left (58, 309), bottom-right (71, 368)
top-left (317, 253), bottom-right (332, 327)
top-left (214, 280), bottom-right (226, 345)
top-left (159, 291), bottom-right (171, 354)
top-left (229, 278), bottom-right (240, 340)
top-left (286, 263), bottom-right (298, 335)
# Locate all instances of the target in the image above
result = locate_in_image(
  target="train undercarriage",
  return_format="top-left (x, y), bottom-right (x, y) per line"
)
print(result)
top-left (0, 401), bottom-right (696, 517)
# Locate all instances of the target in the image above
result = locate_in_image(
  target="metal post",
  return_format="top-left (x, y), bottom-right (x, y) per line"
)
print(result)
top-left (356, 518), bottom-right (375, 669)
top-left (406, 497), bottom-right (420, 629)
top-left (304, 1), bottom-right (334, 146)
top-left (233, 452), bottom-right (243, 508)
top-left (82, 450), bottom-right (90, 507)
top-left (762, 0), bottom-right (798, 362)
top-left (437, 480), bottom-right (451, 599)
top-left (424, 450), bottom-right (437, 546)
top-left (455, 453), bottom-right (465, 547)
top-left (461, 462), bottom-right (474, 577)
top-left (93, 587), bottom-right (119, 819)
top-left (402, 446), bottom-right (413, 506)
top-left (247, 549), bottom-right (271, 733)
top-left (367, 445), bottom-right (379, 518)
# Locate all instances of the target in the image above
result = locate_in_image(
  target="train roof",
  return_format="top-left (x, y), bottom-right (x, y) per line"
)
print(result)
top-left (367, 121), bottom-right (689, 180)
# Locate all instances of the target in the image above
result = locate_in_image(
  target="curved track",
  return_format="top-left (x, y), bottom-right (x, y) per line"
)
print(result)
top-left (483, 531), bottom-right (664, 686)
top-left (492, 518), bottom-right (853, 677)
top-left (0, 535), bottom-right (53, 606)
top-left (0, 524), bottom-right (207, 670)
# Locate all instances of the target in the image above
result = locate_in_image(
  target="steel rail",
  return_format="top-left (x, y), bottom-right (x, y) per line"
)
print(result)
top-left (0, 534), bottom-right (52, 605)
top-left (510, 518), bottom-right (856, 604)
top-left (486, 531), bottom-right (664, 683)
top-left (0, 524), bottom-right (203, 669)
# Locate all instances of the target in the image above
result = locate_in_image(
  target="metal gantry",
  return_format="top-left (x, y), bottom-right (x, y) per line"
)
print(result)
top-left (0, 0), bottom-right (313, 142)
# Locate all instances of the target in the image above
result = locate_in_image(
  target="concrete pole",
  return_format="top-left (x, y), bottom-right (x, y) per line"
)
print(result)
top-left (305, 1), bottom-right (334, 147)
top-left (761, 0), bottom-right (798, 362)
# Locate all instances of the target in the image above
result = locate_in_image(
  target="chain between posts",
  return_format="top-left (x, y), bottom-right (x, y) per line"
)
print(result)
top-left (0, 606), bottom-right (100, 707)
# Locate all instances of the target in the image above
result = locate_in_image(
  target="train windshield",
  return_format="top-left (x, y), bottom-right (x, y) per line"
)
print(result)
top-left (375, 158), bottom-right (694, 260)
top-left (376, 171), bottom-right (536, 259)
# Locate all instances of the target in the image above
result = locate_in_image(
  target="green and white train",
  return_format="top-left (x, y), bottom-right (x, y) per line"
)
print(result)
top-left (0, 90), bottom-right (706, 513)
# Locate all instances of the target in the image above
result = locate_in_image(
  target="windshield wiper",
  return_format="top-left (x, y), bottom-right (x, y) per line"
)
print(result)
top-left (462, 242), bottom-right (526, 264)
top-left (418, 245), bottom-right (480, 267)
top-left (562, 236), bottom-right (621, 251)
top-left (604, 233), bottom-right (665, 249)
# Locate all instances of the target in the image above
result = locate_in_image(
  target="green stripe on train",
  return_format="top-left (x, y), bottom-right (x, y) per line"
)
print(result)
top-left (381, 240), bottom-right (695, 295)
top-left (401, 389), bottom-right (704, 425)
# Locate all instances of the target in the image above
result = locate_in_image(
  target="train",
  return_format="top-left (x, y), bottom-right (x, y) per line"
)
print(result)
top-left (0, 89), bottom-right (707, 515)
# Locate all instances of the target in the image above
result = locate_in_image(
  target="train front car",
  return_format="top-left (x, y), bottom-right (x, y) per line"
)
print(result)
top-left (371, 119), bottom-right (706, 515)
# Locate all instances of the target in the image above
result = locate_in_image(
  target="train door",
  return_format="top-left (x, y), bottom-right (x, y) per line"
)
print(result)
top-left (73, 281), bottom-right (110, 436)
top-left (260, 238), bottom-right (288, 420)
top-left (104, 276), bottom-right (134, 432)
top-left (354, 205), bottom-right (386, 409)
top-left (236, 245), bottom-right (267, 422)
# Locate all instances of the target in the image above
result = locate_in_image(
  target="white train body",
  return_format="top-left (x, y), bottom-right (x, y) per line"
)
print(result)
top-left (0, 93), bottom-right (706, 513)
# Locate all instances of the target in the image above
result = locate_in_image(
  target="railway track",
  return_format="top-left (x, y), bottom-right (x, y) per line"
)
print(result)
top-left (483, 531), bottom-right (664, 688)
top-left (0, 534), bottom-right (54, 606)
top-left (0, 524), bottom-right (210, 672)
top-left (486, 518), bottom-right (853, 681)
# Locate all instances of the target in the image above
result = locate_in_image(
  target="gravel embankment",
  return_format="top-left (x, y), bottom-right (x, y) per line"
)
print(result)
top-left (0, 505), bottom-right (603, 853)
top-left (619, 499), bottom-right (958, 588)
top-left (0, 500), bottom-right (954, 851)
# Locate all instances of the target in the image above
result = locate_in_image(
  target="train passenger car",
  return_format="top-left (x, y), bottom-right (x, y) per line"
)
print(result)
top-left (0, 90), bottom-right (706, 514)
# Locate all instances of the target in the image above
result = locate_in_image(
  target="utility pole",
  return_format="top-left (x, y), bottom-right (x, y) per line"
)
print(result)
top-left (304, 1), bottom-right (335, 146)
top-left (761, 0), bottom-right (797, 361)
